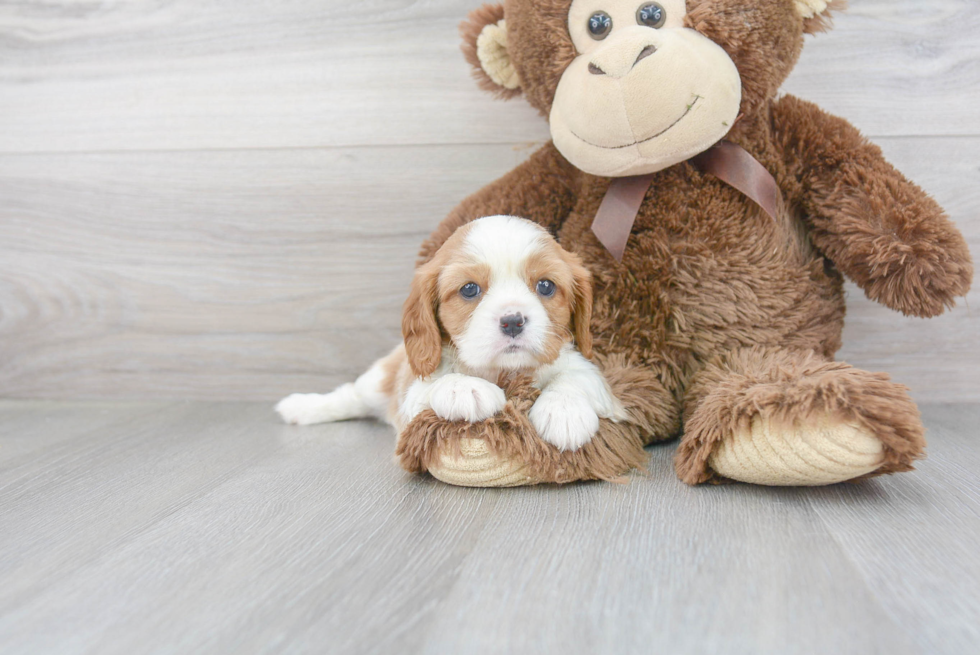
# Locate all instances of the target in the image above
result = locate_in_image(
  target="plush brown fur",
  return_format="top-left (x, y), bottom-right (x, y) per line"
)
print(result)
top-left (674, 347), bottom-right (926, 485)
top-left (801, 0), bottom-right (847, 35)
top-left (405, 0), bottom-right (972, 485)
top-left (773, 95), bottom-right (973, 318)
top-left (396, 353), bottom-right (677, 484)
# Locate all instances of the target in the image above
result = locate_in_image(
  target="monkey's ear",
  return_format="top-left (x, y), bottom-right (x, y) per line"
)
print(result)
top-left (795, 0), bottom-right (846, 35)
top-left (460, 4), bottom-right (522, 99)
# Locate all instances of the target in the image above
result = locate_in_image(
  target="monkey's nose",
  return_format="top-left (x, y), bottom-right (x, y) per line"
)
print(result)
top-left (634, 45), bottom-right (657, 67)
top-left (499, 313), bottom-right (525, 337)
top-left (589, 42), bottom-right (658, 78)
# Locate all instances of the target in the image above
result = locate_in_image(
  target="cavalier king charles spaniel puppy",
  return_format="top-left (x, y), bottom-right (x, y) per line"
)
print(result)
top-left (276, 215), bottom-right (625, 451)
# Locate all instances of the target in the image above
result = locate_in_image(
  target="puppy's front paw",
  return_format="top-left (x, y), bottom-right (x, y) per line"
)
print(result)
top-left (428, 374), bottom-right (506, 423)
top-left (529, 391), bottom-right (599, 452)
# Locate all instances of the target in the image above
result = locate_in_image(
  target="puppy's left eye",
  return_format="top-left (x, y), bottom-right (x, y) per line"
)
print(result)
top-left (460, 282), bottom-right (481, 299)
top-left (536, 280), bottom-right (556, 297)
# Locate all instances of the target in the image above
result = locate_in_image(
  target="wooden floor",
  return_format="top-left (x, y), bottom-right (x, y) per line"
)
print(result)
top-left (1, 401), bottom-right (978, 654)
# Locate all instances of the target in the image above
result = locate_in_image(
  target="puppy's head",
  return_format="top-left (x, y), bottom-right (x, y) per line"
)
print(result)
top-left (402, 216), bottom-right (593, 378)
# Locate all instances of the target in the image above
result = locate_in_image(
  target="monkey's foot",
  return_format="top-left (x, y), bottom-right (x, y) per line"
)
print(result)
top-left (427, 438), bottom-right (536, 487)
top-left (396, 359), bottom-right (681, 488)
top-left (707, 414), bottom-right (885, 486)
top-left (676, 348), bottom-right (926, 486)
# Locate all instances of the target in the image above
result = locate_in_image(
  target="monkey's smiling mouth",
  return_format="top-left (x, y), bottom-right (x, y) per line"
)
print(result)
top-left (570, 96), bottom-right (700, 150)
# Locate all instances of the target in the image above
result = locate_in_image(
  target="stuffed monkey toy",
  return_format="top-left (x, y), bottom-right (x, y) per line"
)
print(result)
top-left (396, 0), bottom-right (973, 487)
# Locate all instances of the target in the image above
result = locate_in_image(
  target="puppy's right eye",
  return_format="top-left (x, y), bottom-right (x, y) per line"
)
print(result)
top-left (460, 282), bottom-right (481, 299)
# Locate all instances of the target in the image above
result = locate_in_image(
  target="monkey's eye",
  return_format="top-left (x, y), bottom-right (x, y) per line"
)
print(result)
top-left (587, 11), bottom-right (612, 40)
top-left (536, 280), bottom-right (557, 297)
top-left (460, 282), bottom-right (481, 299)
top-left (636, 3), bottom-right (666, 28)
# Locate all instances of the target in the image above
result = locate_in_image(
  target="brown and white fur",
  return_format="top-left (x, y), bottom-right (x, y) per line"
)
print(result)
top-left (276, 215), bottom-right (626, 451)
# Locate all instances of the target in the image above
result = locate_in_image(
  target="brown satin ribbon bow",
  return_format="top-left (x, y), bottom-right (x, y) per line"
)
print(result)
top-left (590, 141), bottom-right (781, 262)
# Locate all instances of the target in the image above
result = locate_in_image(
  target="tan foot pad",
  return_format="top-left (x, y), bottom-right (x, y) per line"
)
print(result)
top-left (708, 415), bottom-right (885, 486)
top-left (427, 438), bottom-right (538, 488)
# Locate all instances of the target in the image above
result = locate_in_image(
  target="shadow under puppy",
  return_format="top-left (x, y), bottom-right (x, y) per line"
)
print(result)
top-left (276, 215), bottom-right (627, 456)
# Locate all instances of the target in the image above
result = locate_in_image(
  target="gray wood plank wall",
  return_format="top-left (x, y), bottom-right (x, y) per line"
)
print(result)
top-left (1, 0), bottom-right (977, 401)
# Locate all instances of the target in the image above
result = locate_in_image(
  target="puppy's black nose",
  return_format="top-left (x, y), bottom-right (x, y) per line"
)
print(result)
top-left (499, 313), bottom-right (525, 337)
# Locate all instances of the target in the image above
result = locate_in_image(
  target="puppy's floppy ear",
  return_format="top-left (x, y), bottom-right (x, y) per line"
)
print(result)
top-left (460, 3), bottom-right (522, 99)
top-left (402, 261), bottom-right (443, 378)
top-left (795, 0), bottom-right (846, 35)
top-left (565, 253), bottom-right (594, 360)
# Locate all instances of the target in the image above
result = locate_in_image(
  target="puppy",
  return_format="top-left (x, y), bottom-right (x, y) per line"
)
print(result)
top-left (275, 215), bottom-right (626, 451)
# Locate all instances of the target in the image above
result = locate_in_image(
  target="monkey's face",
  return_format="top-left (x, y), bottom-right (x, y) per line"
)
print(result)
top-left (550, 0), bottom-right (740, 176)
top-left (461, 0), bottom-right (827, 178)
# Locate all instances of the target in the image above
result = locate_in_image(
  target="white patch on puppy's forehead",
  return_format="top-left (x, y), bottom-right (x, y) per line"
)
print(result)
top-left (463, 216), bottom-right (547, 276)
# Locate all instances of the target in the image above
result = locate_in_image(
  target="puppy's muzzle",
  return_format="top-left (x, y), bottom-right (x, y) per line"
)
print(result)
top-left (499, 313), bottom-right (526, 337)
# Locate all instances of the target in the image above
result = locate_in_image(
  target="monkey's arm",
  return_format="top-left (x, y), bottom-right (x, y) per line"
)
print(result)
top-left (417, 142), bottom-right (580, 264)
top-left (772, 95), bottom-right (972, 317)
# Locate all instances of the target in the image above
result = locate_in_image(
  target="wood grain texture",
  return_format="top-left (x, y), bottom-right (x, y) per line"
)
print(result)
top-left (806, 405), bottom-right (980, 654)
top-left (0, 144), bottom-right (534, 400)
top-left (0, 400), bottom-right (164, 465)
top-left (0, 0), bottom-right (977, 153)
top-left (0, 138), bottom-right (975, 401)
top-left (0, 0), bottom-right (977, 401)
top-left (1, 401), bottom-right (978, 653)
